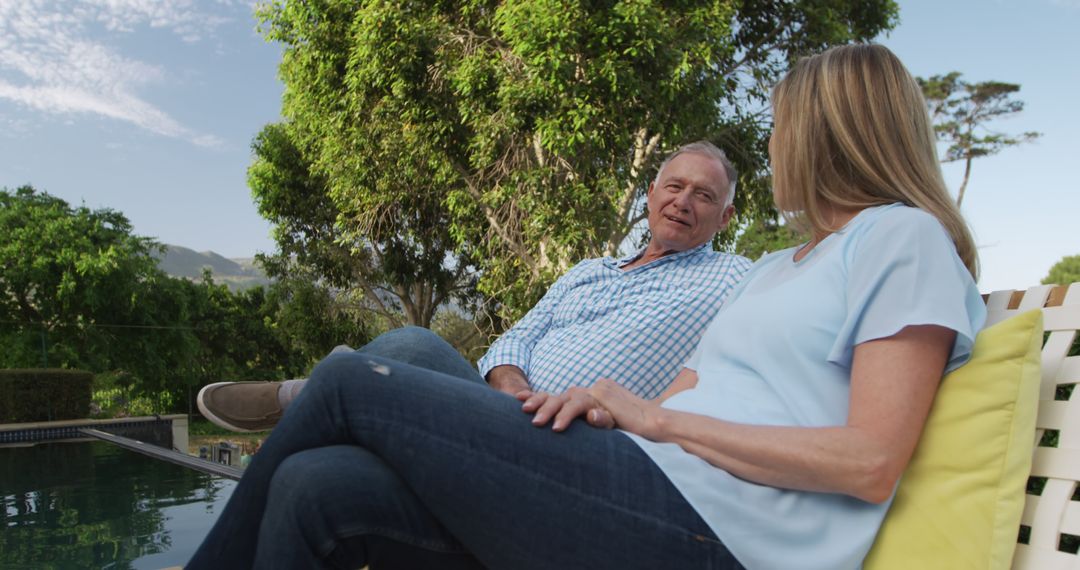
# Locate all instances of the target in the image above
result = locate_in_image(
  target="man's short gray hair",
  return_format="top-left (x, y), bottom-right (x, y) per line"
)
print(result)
top-left (653, 141), bottom-right (737, 207)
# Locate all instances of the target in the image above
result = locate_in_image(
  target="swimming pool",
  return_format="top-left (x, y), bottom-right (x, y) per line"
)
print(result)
top-left (1, 440), bottom-right (234, 569)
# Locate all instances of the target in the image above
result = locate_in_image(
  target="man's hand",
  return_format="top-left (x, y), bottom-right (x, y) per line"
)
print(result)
top-left (521, 387), bottom-right (615, 432)
top-left (486, 365), bottom-right (531, 398)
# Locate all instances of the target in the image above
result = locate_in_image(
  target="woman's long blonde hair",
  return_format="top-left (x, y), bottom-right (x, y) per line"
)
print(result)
top-left (770, 43), bottom-right (978, 278)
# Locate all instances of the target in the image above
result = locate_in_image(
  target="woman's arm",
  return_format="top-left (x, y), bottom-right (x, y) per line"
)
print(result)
top-left (591, 324), bottom-right (955, 504)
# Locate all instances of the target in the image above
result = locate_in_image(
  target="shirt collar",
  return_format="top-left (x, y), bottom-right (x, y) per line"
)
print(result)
top-left (605, 241), bottom-right (711, 270)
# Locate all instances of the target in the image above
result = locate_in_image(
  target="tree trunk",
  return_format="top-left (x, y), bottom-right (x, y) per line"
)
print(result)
top-left (956, 155), bottom-right (973, 207)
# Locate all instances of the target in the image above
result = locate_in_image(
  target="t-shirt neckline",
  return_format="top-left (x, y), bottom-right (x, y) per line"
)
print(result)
top-left (789, 204), bottom-right (897, 266)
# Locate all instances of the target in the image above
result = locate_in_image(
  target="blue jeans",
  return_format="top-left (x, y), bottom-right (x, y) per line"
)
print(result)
top-left (188, 329), bottom-right (741, 569)
top-left (350, 326), bottom-right (484, 385)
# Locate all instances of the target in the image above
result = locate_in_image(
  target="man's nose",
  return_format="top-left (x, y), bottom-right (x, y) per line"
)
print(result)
top-left (672, 190), bottom-right (692, 211)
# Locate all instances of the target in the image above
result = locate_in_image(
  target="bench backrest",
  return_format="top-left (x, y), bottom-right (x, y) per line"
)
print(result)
top-left (986, 284), bottom-right (1080, 569)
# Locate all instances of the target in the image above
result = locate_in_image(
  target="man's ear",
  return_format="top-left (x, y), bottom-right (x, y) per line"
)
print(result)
top-left (645, 182), bottom-right (655, 210)
top-left (719, 204), bottom-right (735, 229)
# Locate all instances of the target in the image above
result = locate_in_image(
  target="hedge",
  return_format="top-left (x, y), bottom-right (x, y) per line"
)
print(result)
top-left (0, 369), bottom-right (93, 423)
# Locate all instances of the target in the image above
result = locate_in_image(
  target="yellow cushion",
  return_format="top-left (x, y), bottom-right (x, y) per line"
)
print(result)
top-left (864, 309), bottom-right (1043, 570)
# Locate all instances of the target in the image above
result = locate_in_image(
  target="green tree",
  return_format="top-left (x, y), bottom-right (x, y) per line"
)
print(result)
top-left (178, 275), bottom-right (344, 388)
top-left (264, 274), bottom-right (373, 367)
top-left (733, 216), bottom-right (805, 262)
top-left (919, 73), bottom-right (1040, 207)
top-left (0, 186), bottom-right (167, 372)
top-left (103, 272), bottom-right (202, 403)
top-left (735, 71), bottom-right (1042, 264)
top-left (250, 122), bottom-right (472, 328)
top-left (0, 186), bottom-right (370, 411)
top-left (257, 0), bottom-right (897, 320)
top-left (1043, 255), bottom-right (1080, 286)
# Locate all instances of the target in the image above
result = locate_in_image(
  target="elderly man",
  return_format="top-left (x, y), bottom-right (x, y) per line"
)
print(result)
top-left (197, 141), bottom-right (750, 432)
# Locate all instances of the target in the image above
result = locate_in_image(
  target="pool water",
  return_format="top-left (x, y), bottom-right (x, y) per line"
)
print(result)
top-left (1, 440), bottom-right (235, 569)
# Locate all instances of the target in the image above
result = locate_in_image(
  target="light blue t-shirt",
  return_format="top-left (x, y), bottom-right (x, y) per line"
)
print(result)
top-left (625, 204), bottom-right (987, 569)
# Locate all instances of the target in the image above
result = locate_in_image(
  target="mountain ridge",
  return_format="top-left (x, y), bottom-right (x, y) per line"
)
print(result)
top-left (153, 244), bottom-right (272, 291)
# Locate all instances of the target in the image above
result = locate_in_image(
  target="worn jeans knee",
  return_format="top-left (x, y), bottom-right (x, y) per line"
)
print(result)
top-left (356, 326), bottom-right (483, 384)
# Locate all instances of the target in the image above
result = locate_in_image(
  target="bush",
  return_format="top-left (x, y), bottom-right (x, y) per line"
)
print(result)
top-left (0, 369), bottom-right (93, 423)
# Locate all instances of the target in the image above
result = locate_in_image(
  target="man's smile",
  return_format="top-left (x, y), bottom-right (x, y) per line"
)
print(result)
top-left (664, 214), bottom-right (691, 227)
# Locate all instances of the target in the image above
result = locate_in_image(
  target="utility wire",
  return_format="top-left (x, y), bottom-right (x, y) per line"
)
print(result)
top-left (0, 319), bottom-right (198, 331)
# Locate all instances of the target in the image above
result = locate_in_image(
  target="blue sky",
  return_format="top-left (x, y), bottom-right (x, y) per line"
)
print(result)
top-left (1, 0), bottom-right (1076, 293)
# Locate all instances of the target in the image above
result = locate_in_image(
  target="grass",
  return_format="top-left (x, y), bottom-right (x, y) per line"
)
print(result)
top-left (186, 417), bottom-right (270, 456)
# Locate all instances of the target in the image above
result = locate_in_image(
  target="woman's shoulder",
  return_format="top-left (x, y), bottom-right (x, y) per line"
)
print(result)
top-left (840, 204), bottom-right (952, 256)
top-left (842, 203), bottom-right (966, 278)
top-left (851, 203), bottom-right (945, 234)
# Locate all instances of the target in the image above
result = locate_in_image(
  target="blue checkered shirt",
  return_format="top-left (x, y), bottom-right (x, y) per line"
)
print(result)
top-left (477, 244), bottom-right (751, 398)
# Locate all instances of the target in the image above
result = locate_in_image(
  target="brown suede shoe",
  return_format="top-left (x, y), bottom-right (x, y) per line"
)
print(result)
top-left (197, 381), bottom-right (284, 433)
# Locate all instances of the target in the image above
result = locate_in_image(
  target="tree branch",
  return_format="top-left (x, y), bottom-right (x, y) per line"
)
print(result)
top-left (606, 209), bottom-right (650, 258)
top-left (356, 281), bottom-right (403, 328)
top-left (354, 243), bottom-right (405, 327)
top-left (606, 128), bottom-right (660, 256)
top-left (448, 158), bottom-right (539, 270)
top-left (720, 16), bottom-right (792, 79)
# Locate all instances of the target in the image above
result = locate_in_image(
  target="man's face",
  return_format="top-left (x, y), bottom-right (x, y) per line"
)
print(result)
top-left (646, 152), bottom-right (734, 252)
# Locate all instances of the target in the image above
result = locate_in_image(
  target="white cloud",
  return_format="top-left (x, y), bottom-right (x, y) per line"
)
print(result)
top-left (0, 0), bottom-right (238, 147)
top-left (0, 112), bottom-right (33, 138)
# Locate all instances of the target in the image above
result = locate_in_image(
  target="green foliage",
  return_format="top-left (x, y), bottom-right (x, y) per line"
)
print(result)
top-left (1043, 255), bottom-right (1080, 287)
top-left (0, 186), bottom-right (372, 414)
top-left (431, 309), bottom-right (490, 364)
top-left (161, 274), bottom-right (372, 407)
top-left (90, 385), bottom-right (174, 419)
top-left (0, 187), bottom-right (199, 408)
top-left (0, 186), bottom-right (168, 373)
top-left (733, 216), bottom-right (806, 262)
top-left (267, 275), bottom-right (372, 360)
top-left (0, 369), bottom-right (93, 423)
top-left (250, 122), bottom-right (468, 327)
top-left (919, 73), bottom-right (1040, 206)
top-left (256, 0), bottom-right (897, 320)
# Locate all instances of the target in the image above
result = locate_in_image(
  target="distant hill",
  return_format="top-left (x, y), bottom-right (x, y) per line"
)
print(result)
top-left (153, 245), bottom-right (272, 291)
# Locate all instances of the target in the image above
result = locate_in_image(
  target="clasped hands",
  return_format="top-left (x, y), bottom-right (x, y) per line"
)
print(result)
top-left (515, 379), bottom-right (658, 436)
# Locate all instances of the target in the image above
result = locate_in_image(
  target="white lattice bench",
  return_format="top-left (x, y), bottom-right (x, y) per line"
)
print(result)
top-left (985, 284), bottom-right (1080, 569)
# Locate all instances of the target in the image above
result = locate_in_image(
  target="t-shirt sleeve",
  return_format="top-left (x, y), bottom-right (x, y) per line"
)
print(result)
top-left (826, 208), bottom-right (986, 372)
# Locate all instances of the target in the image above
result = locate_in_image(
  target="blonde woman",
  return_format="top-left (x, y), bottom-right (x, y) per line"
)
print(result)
top-left (190, 44), bottom-right (984, 570)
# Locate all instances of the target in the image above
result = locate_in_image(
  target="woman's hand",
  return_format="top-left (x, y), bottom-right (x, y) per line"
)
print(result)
top-left (520, 387), bottom-right (615, 432)
top-left (588, 378), bottom-right (662, 438)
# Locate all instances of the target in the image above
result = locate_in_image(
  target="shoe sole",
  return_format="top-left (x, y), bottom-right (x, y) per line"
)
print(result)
top-left (196, 382), bottom-right (268, 433)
